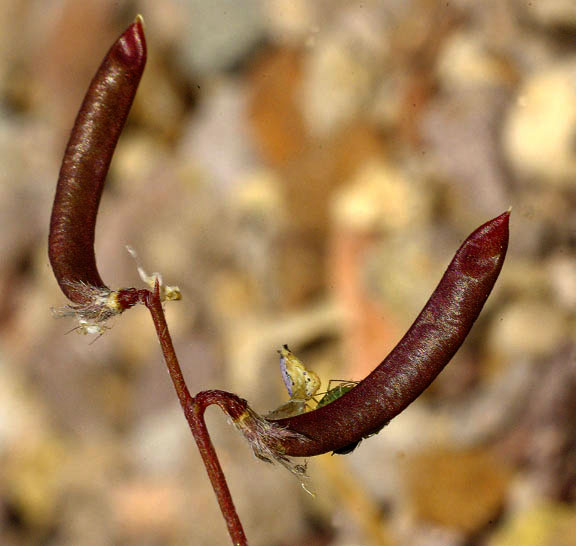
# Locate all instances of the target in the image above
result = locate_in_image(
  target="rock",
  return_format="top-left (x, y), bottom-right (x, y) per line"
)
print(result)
top-left (503, 62), bottom-right (576, 186)
top-left (332, 159), bottom-right (430, 233)
top-left (488, 300), bottom-right (569, 359)
top-left (422, 87), bottom-right (510, 213)
top-left (404, 448), bottom-right (510, 533)
top-left (248, 47), bottom-right (306, 166)
top-left (438, 31), bottom-right (514, 89)
top-left (524, 0), bottom-right (576, 29)
top-left (300, 35), bottom-right (372, 138)
top-left (181, 80), bottom-right (258, 189)
top-left (489, 503), bottom-right (576, 546)
top-left (228, 169), bottom-right (285, 306)
top-left (548, 253), bottom-right (576, 311)
top-left (263, 0), bottom-right (317, 43)
top-left (176, 0), bottom-right (265, 75)
top-left (300, 21), bottom-right (383, 138)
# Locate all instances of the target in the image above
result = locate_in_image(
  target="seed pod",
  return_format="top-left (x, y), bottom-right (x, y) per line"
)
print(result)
top-left (48, 17), bottom-right (146, 304)
top-left (269, 212), bottom-right (510, 456)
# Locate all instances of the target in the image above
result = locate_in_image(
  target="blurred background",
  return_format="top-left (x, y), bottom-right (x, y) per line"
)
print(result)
top-left (0, 0), bottom-right (575, 544)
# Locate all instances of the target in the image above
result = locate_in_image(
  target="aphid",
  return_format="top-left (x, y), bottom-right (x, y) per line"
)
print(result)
top-left (316, 381), bottom-right (358, 409)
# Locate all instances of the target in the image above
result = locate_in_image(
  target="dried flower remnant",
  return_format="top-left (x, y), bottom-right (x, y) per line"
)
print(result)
top-left (51, 282), bottom-right (137, 335)
top-left (264, 212), bottom-right (510, 457)
top-left (126, 245), bottom-right (182, 302)
top-left (234, 405), bottom-right (311, 479)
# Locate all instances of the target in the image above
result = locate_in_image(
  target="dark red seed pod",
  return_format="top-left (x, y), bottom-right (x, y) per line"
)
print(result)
top-left (270, 211), bottom-right (510, 457)
top-left (48, 17), bottom-right (146, 304)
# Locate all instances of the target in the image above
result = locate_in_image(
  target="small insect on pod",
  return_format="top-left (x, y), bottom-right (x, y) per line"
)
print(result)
top-left (316, 381), bottom-right (359, 409)
top-left (266, 345), bottom-right (322, 420)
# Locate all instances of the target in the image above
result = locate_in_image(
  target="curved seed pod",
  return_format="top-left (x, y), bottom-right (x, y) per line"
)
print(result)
top-left (48, 17), bottom-right (146, 304)
top-left (269, 211), bottom-right (510, 457)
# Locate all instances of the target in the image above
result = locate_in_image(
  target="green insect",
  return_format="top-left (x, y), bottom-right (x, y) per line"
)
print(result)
top-left (316, 380), bottom-right (358, 409)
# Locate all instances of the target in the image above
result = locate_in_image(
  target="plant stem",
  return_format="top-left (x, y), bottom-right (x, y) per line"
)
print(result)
top-left (190, 393), bottom-right (248, 546)
top-left (143, 285), bottom-right (247, 545)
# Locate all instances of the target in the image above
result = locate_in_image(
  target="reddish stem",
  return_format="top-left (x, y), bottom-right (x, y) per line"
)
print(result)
top-left (48, 19), bottom-right (249, 543)
top-left (143, 285), bottom-right (247, 546)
